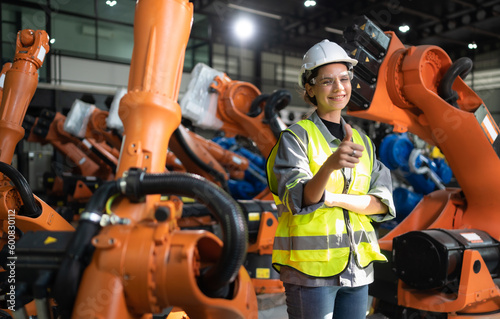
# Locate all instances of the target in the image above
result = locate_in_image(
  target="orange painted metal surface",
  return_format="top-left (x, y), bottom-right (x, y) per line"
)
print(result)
top-left (26, 112), bottom-right (114, 180)
top-left (350, 33), bottom-right (500, 240)
top-left (0, 0), bottom-right (259, 317)
top-left (0, 31), bottom-right (73, 318)
top-left (247, 211), bottom-right (284, 294)
top-left (71, 0), bottom-right (259, 317)
top-left (0, 30), bottom-right (48, 164)
top-left (348, 31), bottom-right (500, 316)
top-left (169, 125), bottom-right (229, 186)
top-left (397, 250), bottom-right (500, 315)
top-left (169, 125), bottom-right (250, 185)
top-left (247, 211), bottom-right (278, 255)
top-left (87, 108), bottom-right (123, 150)
top-left (0, 29), bottom-right (73, 233)
top-left (189, 130), bottom-right (249, 180)
top-left (211, 75), bottom-right (278, 158)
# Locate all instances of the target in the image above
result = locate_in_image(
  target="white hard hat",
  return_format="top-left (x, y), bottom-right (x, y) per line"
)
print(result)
top-left (298, 39), bottom-right (358, 88)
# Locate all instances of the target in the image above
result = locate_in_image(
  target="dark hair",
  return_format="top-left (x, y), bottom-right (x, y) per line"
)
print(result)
top-left (302, 62), bottom-right (351, 106)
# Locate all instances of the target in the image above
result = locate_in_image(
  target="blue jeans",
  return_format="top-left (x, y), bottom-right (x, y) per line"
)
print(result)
top-left (283, 283), bottom-right (369, 319)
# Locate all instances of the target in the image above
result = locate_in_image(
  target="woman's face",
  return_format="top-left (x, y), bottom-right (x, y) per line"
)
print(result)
top-left (305, 63), bottom-right (351, 119)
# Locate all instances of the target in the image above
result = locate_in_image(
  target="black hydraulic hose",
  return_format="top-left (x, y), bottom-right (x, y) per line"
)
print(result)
top-left (0, 162), bottom-right (41, 217)
top-left (84, 180), bottom-right (121, 214)
top-left (124, 171), bottom-right (248, 298)
top-left (247, 93), bottom-right (269, 117)
top-left (438, 57), bottom-right (473, 108)
top-left (264, 89), bottom-right (291, 138)
top-left (52, 180), bottom-right (120, 318)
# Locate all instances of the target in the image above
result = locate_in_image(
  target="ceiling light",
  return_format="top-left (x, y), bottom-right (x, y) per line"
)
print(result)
top-left (234, 18), bottom-right (255, 41)
top-left (304, 0), bottom-right (316, 7)
top-left (49, 38), bottom-right (55, 44)
top-left (468, 41), bottom-right (477, 50)
top-left (227, 4), bottom-right (281, 20)
top-left (106, 0), bottom-right (117, 7)
top-left (325, 27), bottom-right (344, 35)
top-left (399, 24), bottom-right (410, 33)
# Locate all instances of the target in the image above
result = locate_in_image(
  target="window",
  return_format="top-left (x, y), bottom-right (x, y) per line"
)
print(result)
top-left (96, 1), bottom-right (135, 24)
top-left (185, 39), bottom-right (210, 71)
top-left (97, 21), bottom-right (133, 61)
top-left (51, 13), bottom-right (96, 57)
top-left (54, 1), bottom-right (95, 17)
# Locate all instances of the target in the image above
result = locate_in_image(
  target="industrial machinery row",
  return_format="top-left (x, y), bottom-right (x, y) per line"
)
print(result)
top-left (0, 0), bottom-right (499, 318)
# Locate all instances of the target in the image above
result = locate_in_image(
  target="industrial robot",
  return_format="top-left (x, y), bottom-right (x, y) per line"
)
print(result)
top-left (0, 0), bottom-right (259, 318)
top-left (343, 16), bottom-right (500, 319)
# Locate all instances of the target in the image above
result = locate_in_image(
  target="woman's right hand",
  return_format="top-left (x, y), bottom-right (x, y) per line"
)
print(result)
top-left (324, 124), bottom-right (364, 171)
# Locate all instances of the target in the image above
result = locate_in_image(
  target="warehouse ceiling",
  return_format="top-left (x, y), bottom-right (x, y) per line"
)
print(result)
top-left (192, 0), bottom-right (500, 60)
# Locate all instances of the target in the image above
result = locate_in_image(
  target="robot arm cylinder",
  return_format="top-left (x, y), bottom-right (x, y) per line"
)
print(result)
top-left (0, 29), bottom-right (49, 164)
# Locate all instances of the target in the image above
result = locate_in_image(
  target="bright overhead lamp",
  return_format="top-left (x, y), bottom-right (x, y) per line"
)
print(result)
top-left (228, 4), bottom-right (281, 20)
top-left (399, 24), bottom-right (410, 33)
top-left (468, 41), bottom-right (477, 50)
top-left (106, 0), bottom-right (117, 7)
top-left (49, 38), bottom-right (56, 44)
top-left (304, 0), bottom-right (316, 7)
top-left (234, 18), bottom-right (255, 41)
top-left (325, 27), bottom-right (343, 35)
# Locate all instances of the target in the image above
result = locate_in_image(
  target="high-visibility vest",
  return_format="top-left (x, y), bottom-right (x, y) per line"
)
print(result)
top-left (266, 119), bottom-right (387, 277)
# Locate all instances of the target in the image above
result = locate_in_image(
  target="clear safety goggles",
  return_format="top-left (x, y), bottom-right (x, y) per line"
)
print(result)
top-left (309, 70), bottom-right (353, 87)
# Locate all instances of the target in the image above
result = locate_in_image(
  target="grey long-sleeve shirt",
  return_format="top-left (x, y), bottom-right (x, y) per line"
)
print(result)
top-left (273, 111), bottom-right (395, 287)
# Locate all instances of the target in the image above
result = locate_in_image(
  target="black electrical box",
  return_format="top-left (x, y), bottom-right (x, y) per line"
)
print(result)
top-left (348, 74), bottom-right (376, 111)
top-left (343, 15), bottom-right (390, 59)
top-left (393, 228), bottom-right (500, 291)
top-left (341, 42), bottom-right (381, 84)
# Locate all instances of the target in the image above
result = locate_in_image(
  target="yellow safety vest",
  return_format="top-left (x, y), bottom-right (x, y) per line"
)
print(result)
top-left (266, 119), bottom-right (387, 277)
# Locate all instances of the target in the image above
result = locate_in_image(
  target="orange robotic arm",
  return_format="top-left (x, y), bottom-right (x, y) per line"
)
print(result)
top-left (0, 33), bottom-right (72, 319)
top-left (1, 5), bottom-right (258, 317)
top-left (343, 16), bottom-right (500, 317)
top-left (169, 125), bottom-right (230, 188)
top-left (87, 108), bottom-right (123, 150)
top-left (27, 110), bottom-right (114, 180)
top-left (170, 124), bottom-right (250, 188)
top-left (26, 0), bottom-right (256, 318)
top-left (188, 129), bottom-right (249, 180)
top-left (0, 29), bottom-right (72, 231)
top-left (180, 64), bottom-right (289, 159)
top-left (211, 75), bottom-right (278, 157)
top-left (344, 17), bottom-right (500, 240)
top-left (64, 99), bottom-right (122, 160)
top-left (0, 30), bottom-right (49, 164)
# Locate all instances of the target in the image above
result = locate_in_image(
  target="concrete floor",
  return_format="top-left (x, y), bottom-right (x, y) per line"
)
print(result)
top-left (257, 293), bottom-right (287, 319)
top-left (258, 304), bottom-right (288, 319)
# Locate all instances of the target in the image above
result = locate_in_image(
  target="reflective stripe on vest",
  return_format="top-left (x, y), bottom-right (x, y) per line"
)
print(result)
top-left (268, 119), bottom-right (387, 277)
